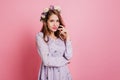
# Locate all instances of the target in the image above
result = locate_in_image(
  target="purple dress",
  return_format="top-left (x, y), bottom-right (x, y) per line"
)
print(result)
top-left (36, 32), bottom-right (73, 80)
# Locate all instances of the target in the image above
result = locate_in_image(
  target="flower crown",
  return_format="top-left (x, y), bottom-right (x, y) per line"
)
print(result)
top-left (40, 5), bottom-right (61, 21)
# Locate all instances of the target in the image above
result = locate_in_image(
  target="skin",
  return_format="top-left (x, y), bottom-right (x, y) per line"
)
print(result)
top-left (47, 14), bottom-right (70, 41)
top-left (47, 14), bottom-right (60, 32)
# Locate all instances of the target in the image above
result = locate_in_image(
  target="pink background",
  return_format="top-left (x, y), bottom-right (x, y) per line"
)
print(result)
top-left (0, 0), bottom-right (120, 80)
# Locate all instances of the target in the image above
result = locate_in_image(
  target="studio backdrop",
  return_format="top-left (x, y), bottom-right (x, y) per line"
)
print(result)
top-left (0, 0), bottom-right (120, 80)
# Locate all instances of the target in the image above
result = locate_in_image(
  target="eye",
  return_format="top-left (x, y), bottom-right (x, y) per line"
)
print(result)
top-left (56, 20), bottom-right (59, 22)
top-left (49, 20), bottom-right (54, 22)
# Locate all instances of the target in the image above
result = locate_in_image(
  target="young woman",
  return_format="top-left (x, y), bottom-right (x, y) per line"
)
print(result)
top-left (36, 5), bottom-right (73, 80)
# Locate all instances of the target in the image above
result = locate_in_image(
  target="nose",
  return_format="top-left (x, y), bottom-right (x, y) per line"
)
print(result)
top-left (53, 22), bottom-right (58, 27)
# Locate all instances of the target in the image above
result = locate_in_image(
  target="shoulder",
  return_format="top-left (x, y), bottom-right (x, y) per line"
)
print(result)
top-left (36, 32), bottom-right (47, 44)
top-left (36, 32), bottom-right (44, 40)
top-left (36, 32), bottom-right (43, 37)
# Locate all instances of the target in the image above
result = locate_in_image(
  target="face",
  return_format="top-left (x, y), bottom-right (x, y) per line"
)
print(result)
top-left (47, 14), bottom-right (60, 32)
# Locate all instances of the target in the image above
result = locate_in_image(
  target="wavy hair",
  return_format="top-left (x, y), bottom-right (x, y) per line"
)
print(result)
top-left (40, 9), bottom-right (65, 43)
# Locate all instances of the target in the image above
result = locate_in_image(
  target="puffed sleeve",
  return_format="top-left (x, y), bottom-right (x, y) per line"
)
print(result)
top-left (64, 40), bottom-right (73, 60)
top-left (36, 32), bottom-right (69, 67)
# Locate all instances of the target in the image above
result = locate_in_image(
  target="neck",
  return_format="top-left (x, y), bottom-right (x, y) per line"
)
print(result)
top-left (49, 32), bottom-right (57, 39)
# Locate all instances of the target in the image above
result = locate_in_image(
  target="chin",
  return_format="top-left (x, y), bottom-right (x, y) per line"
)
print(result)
top-left (52, 29), bottom-right (57, 32)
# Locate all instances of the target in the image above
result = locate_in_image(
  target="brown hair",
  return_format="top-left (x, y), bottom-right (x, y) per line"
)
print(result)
top-left (40, 9), bottom-right (65, 43)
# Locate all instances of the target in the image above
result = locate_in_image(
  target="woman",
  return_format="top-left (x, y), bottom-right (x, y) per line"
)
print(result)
top-left (36, 5), bottom-right (73, 80)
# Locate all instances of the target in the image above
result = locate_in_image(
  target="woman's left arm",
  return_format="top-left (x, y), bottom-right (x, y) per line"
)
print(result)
top-left (64, 39), bottom-right (73, 60)
top-left (58, 25), bottom-right (73, 60)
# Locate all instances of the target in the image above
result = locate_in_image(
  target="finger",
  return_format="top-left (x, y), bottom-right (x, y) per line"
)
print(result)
top-left (60, 31), bottom-right (64, 34)
top-left (61, 29), bottom-right (67, 33)
top-left (59, 25), bottom-right (66, 30)
top-left (58, 28), bottom-right (64, 31)
top-left (59, 34), bottom-right (64, 40)
top-left (58, 28), bottom-right (62, 30)
top-left (59, 25), bottom-right (64, 28)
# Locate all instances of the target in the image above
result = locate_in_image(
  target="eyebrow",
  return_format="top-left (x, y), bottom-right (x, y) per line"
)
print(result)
top-left (49, 19), bottom-right (59, 21)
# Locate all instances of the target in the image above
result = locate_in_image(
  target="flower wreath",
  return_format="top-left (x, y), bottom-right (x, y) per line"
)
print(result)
top-left (40, 5), bottom-right (61, 21)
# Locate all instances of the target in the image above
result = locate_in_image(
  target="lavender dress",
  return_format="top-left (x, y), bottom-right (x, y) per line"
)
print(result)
top-left (36, 32), bottom-right (73, 80)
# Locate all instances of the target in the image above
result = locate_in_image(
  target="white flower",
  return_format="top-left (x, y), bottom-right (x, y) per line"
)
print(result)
top-left (41, 14), bottom-right (45, 18)
top-left (54, 6), bottom-right (61, 12)
top-left (43, 8), bottom-right (49, 13)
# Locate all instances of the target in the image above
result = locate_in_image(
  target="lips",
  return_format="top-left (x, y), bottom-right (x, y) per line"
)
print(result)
top-left (52, 26), bottom-right (57, 30)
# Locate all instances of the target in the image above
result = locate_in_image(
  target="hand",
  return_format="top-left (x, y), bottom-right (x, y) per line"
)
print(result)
top-left (58, 25), bottom-right (70, 41)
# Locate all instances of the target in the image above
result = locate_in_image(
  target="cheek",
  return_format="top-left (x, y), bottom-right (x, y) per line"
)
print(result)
top-left (48, 23), bottom-right (52, 27)
top-left (57, 22), bottom-right (60, 26)
top-left (56, 22), bottom-right (60, 27)
top-left (47, 23), bottom-right (53, 29)
top-left (47, 22), bottom-right (51, 27)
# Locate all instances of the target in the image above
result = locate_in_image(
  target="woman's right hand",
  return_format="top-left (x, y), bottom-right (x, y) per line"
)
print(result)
top-left (58, 25), bottom-right (70, 41)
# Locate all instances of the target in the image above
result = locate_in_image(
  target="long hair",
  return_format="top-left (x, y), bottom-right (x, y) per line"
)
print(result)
top-left (40, 9), bottom-right (65, 43)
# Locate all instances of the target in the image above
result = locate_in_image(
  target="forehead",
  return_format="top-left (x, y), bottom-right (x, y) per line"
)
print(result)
top-left (48, 14), bottom-right (59, 20)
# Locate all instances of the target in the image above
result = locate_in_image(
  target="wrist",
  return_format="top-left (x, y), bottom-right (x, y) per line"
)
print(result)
top-left (66, 35), bottom-right (71, 41)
